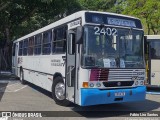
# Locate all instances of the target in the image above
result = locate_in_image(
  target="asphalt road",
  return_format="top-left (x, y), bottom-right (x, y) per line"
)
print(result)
top-left (0, 73), bottom-right (160, 120)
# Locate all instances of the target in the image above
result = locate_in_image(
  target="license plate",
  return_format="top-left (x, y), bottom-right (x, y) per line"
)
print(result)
top-left (115, 92), bottom-right (125, 97)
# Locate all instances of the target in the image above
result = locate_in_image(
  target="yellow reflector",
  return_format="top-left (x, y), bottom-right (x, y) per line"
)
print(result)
top-left (83, 82), bottom-right (88, 88)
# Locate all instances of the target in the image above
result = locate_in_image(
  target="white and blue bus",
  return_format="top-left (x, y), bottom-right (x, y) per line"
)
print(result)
top-left (12, 11), bottom-right (146, 106)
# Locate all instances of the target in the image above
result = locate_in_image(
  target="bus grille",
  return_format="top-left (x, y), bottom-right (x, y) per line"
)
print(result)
top-left (90, 69), bottom-right (109, 81)
top-left (103, 81), bottom-right (134, 87)
top-left (90, 69), bottom-right (144, 81)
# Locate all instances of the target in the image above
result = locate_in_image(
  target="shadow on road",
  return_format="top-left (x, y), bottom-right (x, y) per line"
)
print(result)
top-left (71, 100), bottom-right (160, 117)
top-left (26, 82), bottom-right (52, 98)
top-left (25, 82), bottom-right (160, 117)
top-left (0, 73), bottom-right (18, 101)
top-left (0, 83), bottom-right (8, 101)
top-left (0, 73), bottom-right (19, 80)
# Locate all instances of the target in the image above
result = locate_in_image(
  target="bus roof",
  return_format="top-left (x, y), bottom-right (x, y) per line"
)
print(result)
top-left (14, 10), bottom-right (140, 43)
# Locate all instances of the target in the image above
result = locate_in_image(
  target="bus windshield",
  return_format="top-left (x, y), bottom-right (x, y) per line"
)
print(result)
top-left (82, 25), bottom-right (145, 68)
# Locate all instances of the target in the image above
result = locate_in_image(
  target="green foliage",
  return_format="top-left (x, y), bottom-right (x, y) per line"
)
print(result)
top-left (116, 0), bottom-right (160, 35)
top-left (0, 0), bottom-right (81, 41)
top-left (78, 0), bottom-right (116, 11)
top-left (0, 0), bottom-right (160, 43)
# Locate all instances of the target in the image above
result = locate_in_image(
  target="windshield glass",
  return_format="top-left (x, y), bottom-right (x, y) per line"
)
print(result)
top-left (82, 25), bottom-right (144, 68)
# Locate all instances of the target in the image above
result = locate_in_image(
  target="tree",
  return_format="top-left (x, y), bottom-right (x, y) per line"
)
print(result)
top-left (78, 0), bottom-right (116, 11)
top-left (0, 0), bottom-right (81, 70)
top-left (115, 0), bottom-right (160, 35)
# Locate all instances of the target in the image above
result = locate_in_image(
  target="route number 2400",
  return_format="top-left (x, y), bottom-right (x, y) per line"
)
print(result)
top-left (94, 27), bottom-right (117, 36)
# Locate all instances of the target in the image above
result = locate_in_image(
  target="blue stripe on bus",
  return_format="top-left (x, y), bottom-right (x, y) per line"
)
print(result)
top-left (81, 86), bottom-right (146, 106)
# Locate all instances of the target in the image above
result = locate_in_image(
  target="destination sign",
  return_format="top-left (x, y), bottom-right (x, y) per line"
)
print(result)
top-left (68, 19), bottom-right (81, 29)
top-left (85, 12), bottom-right (142, 28)
top-left (107, 17), bottom-right (136, 27)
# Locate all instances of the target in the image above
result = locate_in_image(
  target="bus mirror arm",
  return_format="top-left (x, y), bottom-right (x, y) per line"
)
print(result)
top-left (67, 66), bottom-right (75, 75)
top-left (76, 26), bottom-right (83, 44)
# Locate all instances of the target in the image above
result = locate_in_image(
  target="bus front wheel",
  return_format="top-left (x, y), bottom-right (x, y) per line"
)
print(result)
top-left (52, 77), bottom-right (70, 106)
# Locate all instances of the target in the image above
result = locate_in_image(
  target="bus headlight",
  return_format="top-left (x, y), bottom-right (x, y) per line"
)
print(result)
top-left (89, 83), bottom-right (94, 87)
top-left (96, 82), bottom-right (101, 87)
top-left (135, 81), bottom-right (138, 85)
top-left (140, 81), bottom-right (144, 85)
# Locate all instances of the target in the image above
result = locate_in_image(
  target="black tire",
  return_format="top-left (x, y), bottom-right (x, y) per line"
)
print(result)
top-left (52, 76), bottom-right (70, 106)
top-left (20, 69), bottom-right (26, 85)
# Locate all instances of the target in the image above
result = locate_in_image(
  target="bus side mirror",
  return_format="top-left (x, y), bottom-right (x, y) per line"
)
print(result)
top-left (76, 26), bottom-right (83, 44)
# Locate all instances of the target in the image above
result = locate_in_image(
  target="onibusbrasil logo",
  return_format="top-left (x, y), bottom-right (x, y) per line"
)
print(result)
top-left (0, 112), bottom-right (42, 120)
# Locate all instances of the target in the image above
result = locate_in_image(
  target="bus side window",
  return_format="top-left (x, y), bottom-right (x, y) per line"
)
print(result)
top-left (42, 30), bottom-right (52, 55)
top-left (19, 41), bottom-right (23, 56)
top-left (28, 37), bottom-right (34, 55)
top-left (53, 26), bottom-right (67, 54)
top-left (35, 34), bottom-right (42, 55)
top-left (23, 39), bottom-right (28, 56)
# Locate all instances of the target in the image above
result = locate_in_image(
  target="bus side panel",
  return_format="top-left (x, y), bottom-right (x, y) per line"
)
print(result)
top-left (21, 55), bottom-right (65, 92)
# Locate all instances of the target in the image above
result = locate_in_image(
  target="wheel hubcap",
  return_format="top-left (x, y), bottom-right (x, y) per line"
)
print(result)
top-left (55, 83), bottom-right (65, 100)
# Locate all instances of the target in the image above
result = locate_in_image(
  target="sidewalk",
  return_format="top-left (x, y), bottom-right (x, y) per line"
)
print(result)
top-left (0, 71), bottom-right (12, 74)
top-left (0, 71), bottom-right (19, 81)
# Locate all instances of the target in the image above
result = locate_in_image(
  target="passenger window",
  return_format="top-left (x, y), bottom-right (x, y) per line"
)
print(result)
top-left (19, 41), bottom-right (23, 56)
top-left (35, 34), bottom-right (42, 55)
top-left (23, 39), bottom-right (28, 56)
top-left (53, 26), bottom-right (67, 53)
top-left (28, 37), bottom-right (34, 55)
top-left (12, 43), bottom-right (16, 56)
top-left (42, 30), bottom-right (52, 55)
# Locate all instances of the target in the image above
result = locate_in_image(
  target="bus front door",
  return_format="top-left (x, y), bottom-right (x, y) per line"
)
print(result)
top-left (66, 30), bottom-right (77, 103)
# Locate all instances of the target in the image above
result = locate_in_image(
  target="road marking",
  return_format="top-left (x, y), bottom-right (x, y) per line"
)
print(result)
top-left (0, 117), bottom-right (9, 120)
top-left (0, 82), bottom-right (27, 92)
top-left (14, 85), bottom-right (27, 92)
top-left (0, 71), bottom-right (11, 74)
top-left (0, 80), bottom-right (19, 83)
top-left (0, 83), bottom-right (19, 90)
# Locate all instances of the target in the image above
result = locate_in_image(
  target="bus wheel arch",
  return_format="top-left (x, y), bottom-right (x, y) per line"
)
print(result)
top-left (52, 76), bottom-right (70, 106)
top-left (53, 72), bottom-right (63, 82)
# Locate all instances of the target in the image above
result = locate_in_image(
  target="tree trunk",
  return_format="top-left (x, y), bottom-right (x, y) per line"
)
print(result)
top-left (147, 23), bottom-right (150, 35)
top-left (0, 26), bottom-right (12, 70)
top-left (0, 49), bottom-right (1, 71)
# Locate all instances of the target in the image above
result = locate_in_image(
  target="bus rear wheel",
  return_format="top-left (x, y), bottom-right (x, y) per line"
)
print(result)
top-left (52, 77), bottom-right (70, 106)
top-left (20, 69), bottom-right (26, 85)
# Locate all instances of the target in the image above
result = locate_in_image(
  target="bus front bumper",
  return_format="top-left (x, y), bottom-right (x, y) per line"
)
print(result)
top-left (81, 86), bottom-right (146, 106)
